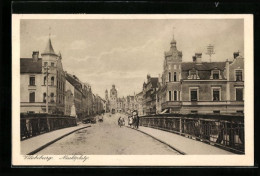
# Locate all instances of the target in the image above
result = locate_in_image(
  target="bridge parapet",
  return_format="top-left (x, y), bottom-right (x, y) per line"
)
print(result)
top-left (139, 113), bottom-right (244, 154)
top-left (20, 113), bottom-right (77, 140)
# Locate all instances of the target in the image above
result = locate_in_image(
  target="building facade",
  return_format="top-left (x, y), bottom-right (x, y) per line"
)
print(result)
top-left (20, 38), bottom-right (66, 114)
top-left (159, 34), bottom-right (244, 114)
top-left (142, 75), bottom-right (159, 115)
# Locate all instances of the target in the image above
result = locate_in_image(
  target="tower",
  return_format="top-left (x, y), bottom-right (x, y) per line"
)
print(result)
top-left (110, 84), bottom-right (118, 113)
top-left (162, 30), bottom-right (182, 113)
top-left (110, 84), bottom-right (117, 99)
top-left (105, 89), bottom-right (108, 100)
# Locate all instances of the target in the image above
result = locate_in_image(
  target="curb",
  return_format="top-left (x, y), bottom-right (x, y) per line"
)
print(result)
top-left (125, 126), bottom-right (186, 155)
top-left (27, 125), bottom-right (91, 155)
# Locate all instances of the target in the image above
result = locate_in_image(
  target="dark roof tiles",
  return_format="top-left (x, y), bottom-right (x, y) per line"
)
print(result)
top-left (181, 62), bottom-right (226, 71)
top-left (20, 58), bottom-right (42, 73)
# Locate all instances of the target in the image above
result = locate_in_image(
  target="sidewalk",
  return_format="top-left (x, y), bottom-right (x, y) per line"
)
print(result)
top-left (136, 126), bottom-right (233, 155)
top-left (21, 124), bottom-right (91, 155)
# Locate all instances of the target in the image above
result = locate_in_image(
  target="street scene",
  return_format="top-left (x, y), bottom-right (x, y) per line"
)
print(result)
top-left (37, 113), bottom-right (179, 155)
top-left (18, 18), bottom-right (245, 156)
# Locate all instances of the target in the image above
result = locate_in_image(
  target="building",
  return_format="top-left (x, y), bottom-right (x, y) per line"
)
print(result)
top-left (65, 73), bottom-right (85, 119)
top-left (105, 89), bottom-right (110, 112)
top-left (64, 79), bottom-right (74, 116)
top-left (20, 37), bottom-right (66, 114)
top-left (109, 84), bottom-right (118, 113)
top-left (142, 75), bottom-right (159, 115)
top-left (135, 91), bottom-right (144, 116)
top-left (159, 33), bottom-right (244, 114)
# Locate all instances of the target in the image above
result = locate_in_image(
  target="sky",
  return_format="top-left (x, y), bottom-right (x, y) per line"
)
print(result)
top-left (20, 19), bottom-right (244, 98)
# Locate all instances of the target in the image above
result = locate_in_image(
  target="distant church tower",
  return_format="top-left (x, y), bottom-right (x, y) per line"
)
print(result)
top-left (110, 84), bottom-right (117, 100)
top-left (105, 89), bottom-right (109, 100)
top-left (110, 84), bottom-right (118, 113)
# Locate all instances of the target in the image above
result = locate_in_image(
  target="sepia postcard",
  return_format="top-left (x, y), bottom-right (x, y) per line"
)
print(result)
top-left (12, 14), bottom-right (254, 166)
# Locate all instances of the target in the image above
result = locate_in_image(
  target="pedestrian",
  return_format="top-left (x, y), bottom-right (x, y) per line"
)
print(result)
top-left (136, 114), bottom-right (140, 129)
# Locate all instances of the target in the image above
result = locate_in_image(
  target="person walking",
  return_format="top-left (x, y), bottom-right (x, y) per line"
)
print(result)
top-left (136, 114), bottom-right (140, 129)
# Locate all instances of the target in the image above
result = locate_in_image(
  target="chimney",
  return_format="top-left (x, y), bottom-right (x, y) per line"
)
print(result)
top-left (32, 51), bottom-right (39, 62)
top-left (233, 52), bottom-right (239, 59)
top-left (192, 56), bottom-right (197, 62)
top-left (195, 53), bottom-right (202, 63)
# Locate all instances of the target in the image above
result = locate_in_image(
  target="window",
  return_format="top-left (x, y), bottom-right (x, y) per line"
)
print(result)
top-left (43, 93), bottom-right (46, 103)
top-left (29, 92), bottom-right (35, 102)
top-left (213, 110), bottom-right (220, 114)
top-left (236, 88), bottom-right (243, 101)
top-left (44, 76), bottom-right (46, 85)
top-left (190, 89), bottom-right (198, 101)
top-left (168, 72), bottom-right (171, 82)
top-left (213, 70), bottom-right (220, 79)
top-left (29, 76), bottom-right (35, 86)
top-left (174, 72), bottom-right (177, 82)
top-left (235, 70), bottom-right (243, 81)
top-left (174, 91), bottom-right (177, 101)
top-left (213, 89), bottom-right (220, 101)
top-left (50, 93), bottom-right (54, 103)
top-left (51, 77), bottom-right (54, 86)
top-left (168, 91), bottom-right (172, 101)
top-left (51, 62), bottom-right (54, 67)
top-left (44, 62), bottom-right (48, 66)
top-left (189, 70), bottom-right (197, 79)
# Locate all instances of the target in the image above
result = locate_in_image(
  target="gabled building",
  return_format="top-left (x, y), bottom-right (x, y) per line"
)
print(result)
top-left (142, 75), bottom-right (158, 115)
top-left (20, 37), bottom-right (66, 114)
top-left (159, 33), bottom-right (244, 114)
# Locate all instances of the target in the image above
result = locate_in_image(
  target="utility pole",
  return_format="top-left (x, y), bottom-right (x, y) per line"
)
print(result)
top-left (206, 44), bottom-right (215, 62)
top-left (43, 64), bottom-right (50, 131)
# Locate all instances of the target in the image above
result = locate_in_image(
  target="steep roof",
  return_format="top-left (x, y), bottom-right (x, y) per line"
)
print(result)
top-left (65, 73), bottom-right (83, 92)
top-left (41, 38), bottom-right (57, 56)
top-left (20, 58), bottom-right (42, 73)
top-left (181, 62), bottom-right (226, 71)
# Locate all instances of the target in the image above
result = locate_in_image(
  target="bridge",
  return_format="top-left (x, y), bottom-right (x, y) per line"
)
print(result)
top-left (20, 113), bottom-right (244, 155)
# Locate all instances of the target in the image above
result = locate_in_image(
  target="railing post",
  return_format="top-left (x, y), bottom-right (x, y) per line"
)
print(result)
top-left (46, 115), bottom-right (50, 132)
top-left (179, 117), bottom-right (182, 133)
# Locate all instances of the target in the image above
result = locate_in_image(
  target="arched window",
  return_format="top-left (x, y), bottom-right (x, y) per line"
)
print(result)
top-left (43, 93), bottom-right (46, 102)
top-left (50, 93), bottom-right (54, 103)
top-left (51, 77), bottom-right (54, 86)
top-left (168, 72), bottom-right (171, 82)
top-left (174, 72), bottom-right (177, 82)
top-left (44, 76), bottom-right (46, 85)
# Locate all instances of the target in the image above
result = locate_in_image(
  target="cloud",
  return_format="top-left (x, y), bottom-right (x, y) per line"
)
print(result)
top-left (69, 40), bottom-right (89, 50)
top-left (35, 35), bottom-right (57, 42)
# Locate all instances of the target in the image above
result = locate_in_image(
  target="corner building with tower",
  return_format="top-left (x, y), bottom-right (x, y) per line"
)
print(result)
top-left (158, 34), bottom-right (244, 114)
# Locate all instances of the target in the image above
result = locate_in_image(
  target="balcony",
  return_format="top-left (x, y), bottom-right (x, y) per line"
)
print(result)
top-left (161, 101), bottom-right (182, 109)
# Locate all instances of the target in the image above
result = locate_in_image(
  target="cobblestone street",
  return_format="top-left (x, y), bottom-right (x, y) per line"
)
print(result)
top-left (37, 113), bottom-right (179, 155)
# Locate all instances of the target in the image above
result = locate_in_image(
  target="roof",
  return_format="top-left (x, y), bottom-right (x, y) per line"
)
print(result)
top-left (181, 62), bottom-right (226, 71)
top-left (20, 58), bottom-right (42, 73)
top-left (65, 73), bottom-right (83, 92)
top-left (41, 38), bottom-right (57, 56)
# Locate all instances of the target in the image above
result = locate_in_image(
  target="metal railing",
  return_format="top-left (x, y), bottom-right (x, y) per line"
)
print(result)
top-left (20, 113), bottom-right (77, 140)
top-left (139, 114), bottom-right (244, 154)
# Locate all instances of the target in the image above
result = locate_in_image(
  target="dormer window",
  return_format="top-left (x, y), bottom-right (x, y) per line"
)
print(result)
top-left (188, 69), bottom-right (200, 79)
top-left (213, 70), bottom-right (220, 79)
top-left (210, 69), bottom-right (222, 79)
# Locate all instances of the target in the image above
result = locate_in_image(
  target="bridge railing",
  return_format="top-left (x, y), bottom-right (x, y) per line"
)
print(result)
top-left (20, 113), bottom-right (77, 140)
top-left (139, 113), bottom-right (244, 154)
